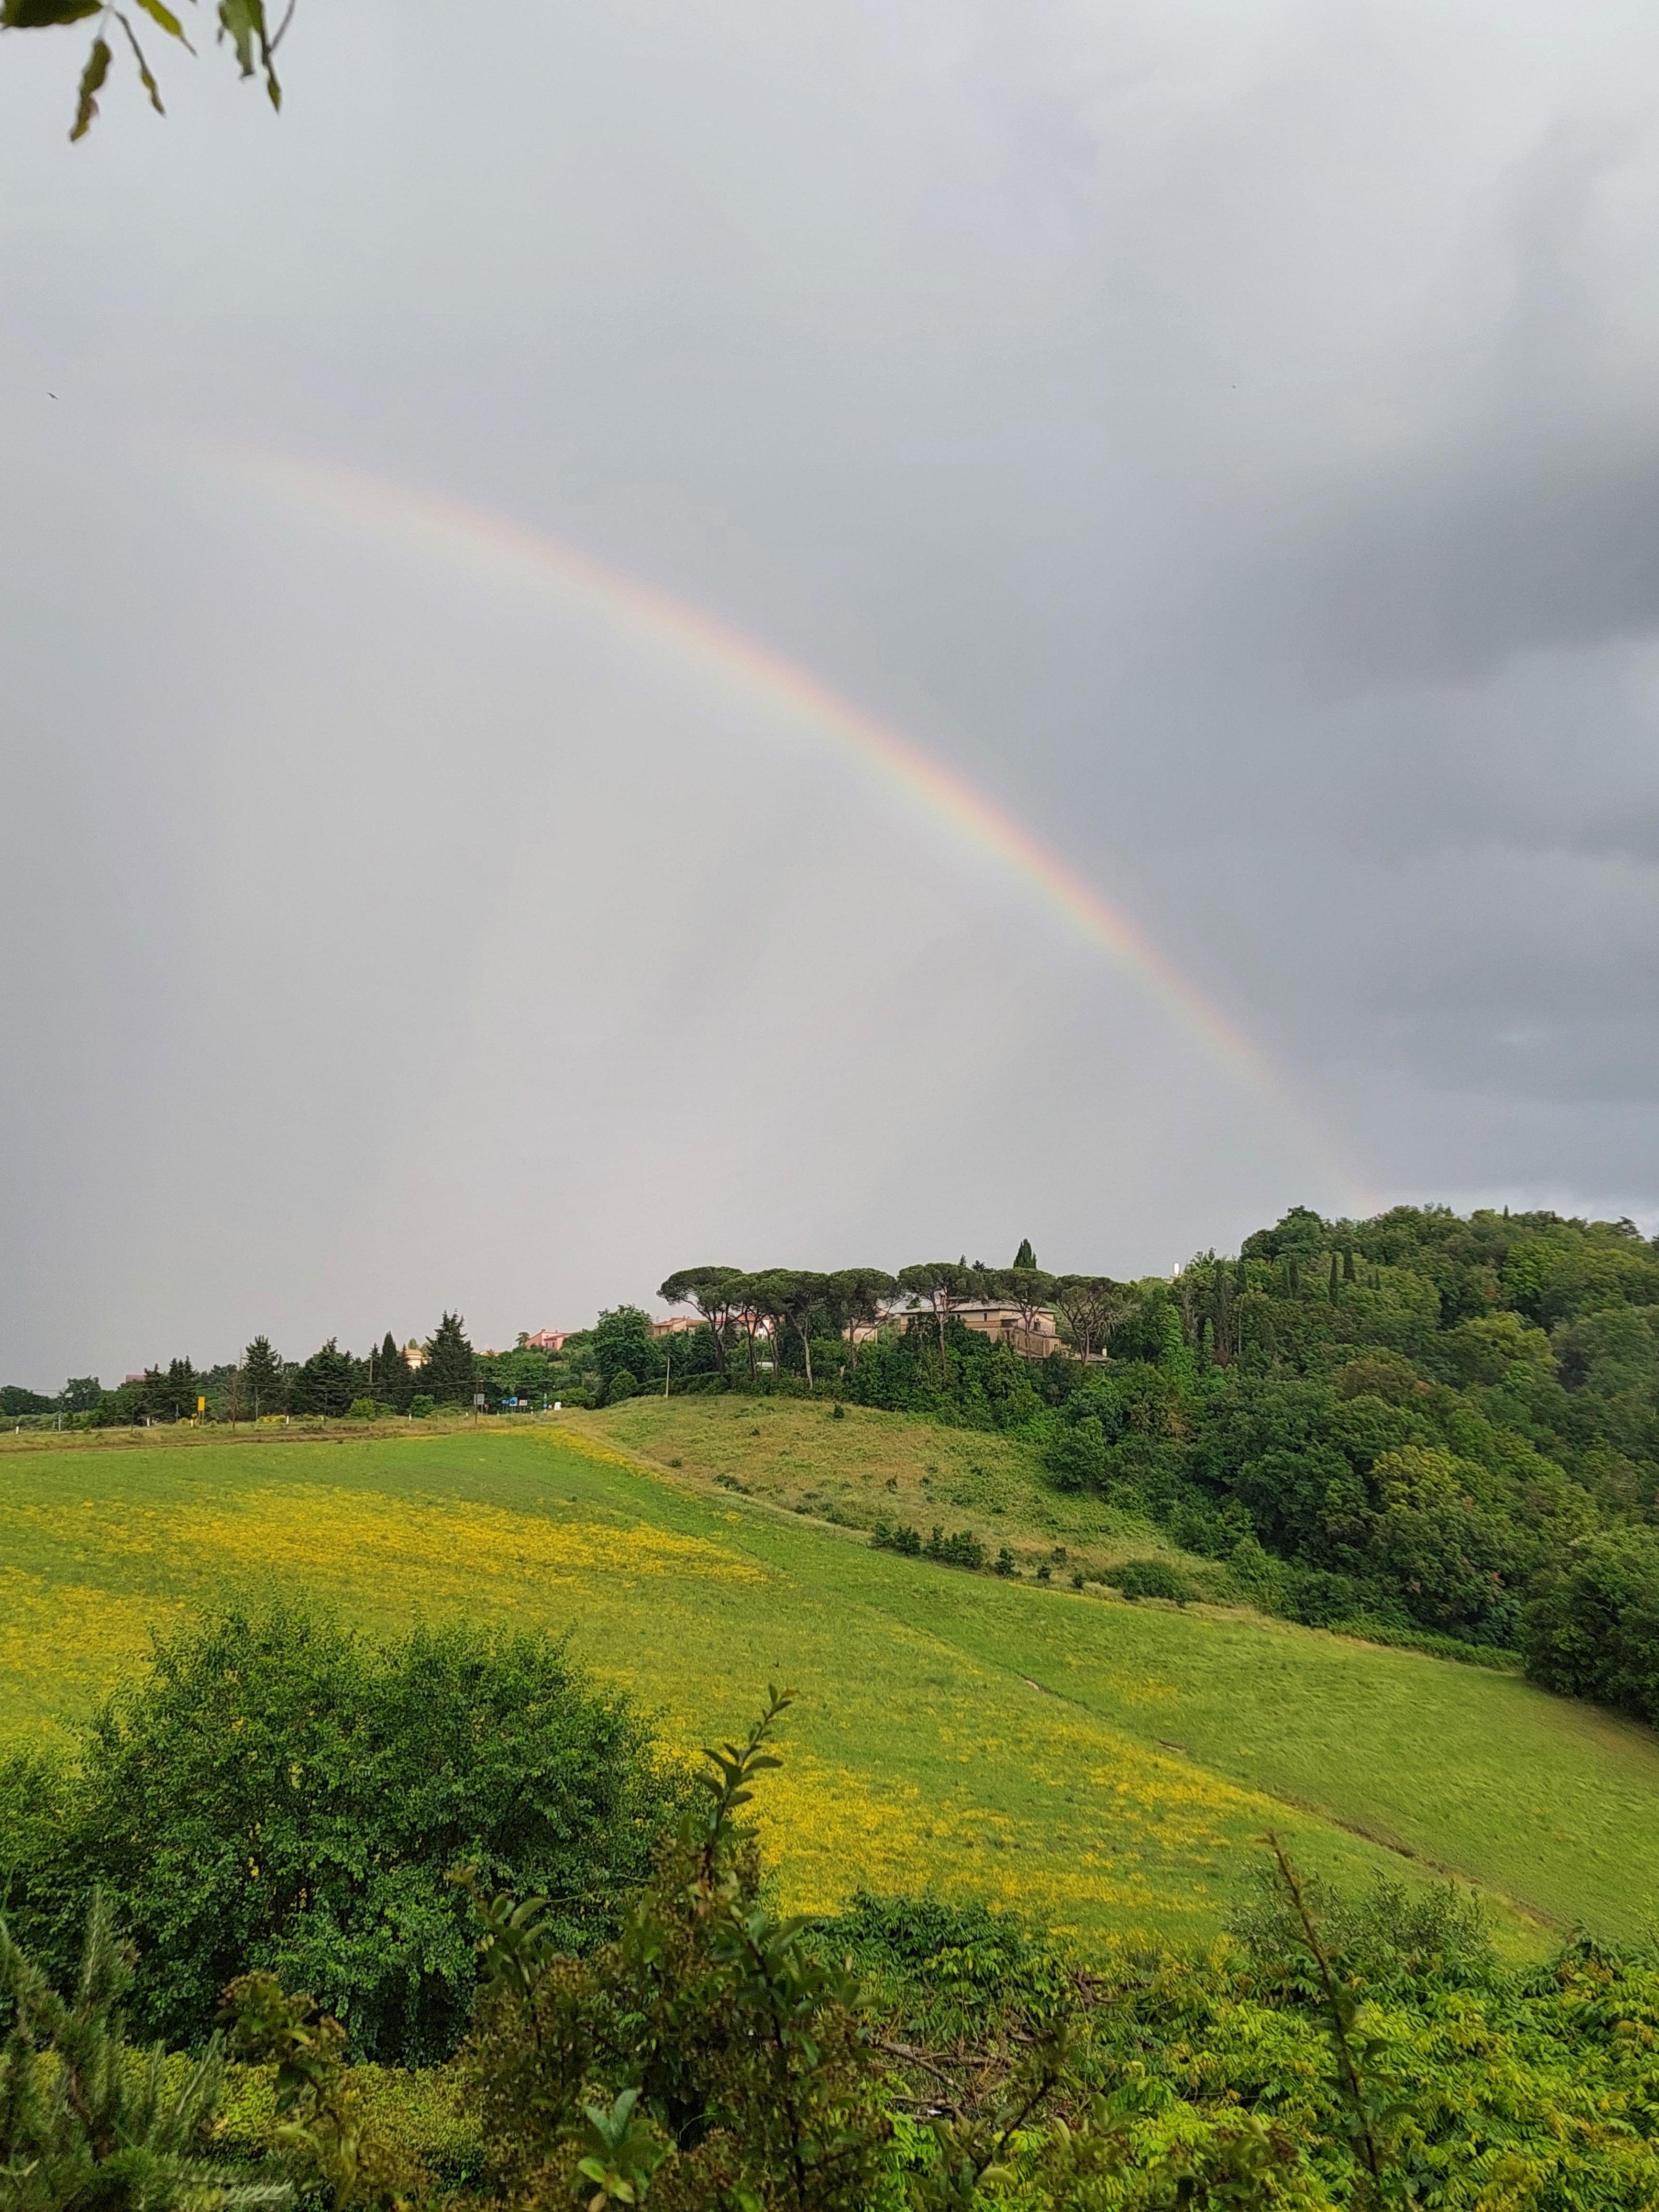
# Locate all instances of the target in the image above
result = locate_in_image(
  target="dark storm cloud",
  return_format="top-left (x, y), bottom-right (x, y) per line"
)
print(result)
top-left (4, 0), bottom-right (1659, 1380)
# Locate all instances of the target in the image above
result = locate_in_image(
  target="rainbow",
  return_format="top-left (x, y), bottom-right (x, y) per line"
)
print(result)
top-left (204, 442), bottom-right (1367, 1209)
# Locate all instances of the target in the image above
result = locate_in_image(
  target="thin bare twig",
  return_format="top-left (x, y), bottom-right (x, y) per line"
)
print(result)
top-left (1266, 1831), bottom-right (1383, 2195)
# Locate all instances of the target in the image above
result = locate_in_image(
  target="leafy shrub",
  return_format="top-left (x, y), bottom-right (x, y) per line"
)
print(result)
top-left (871, 1521), bottom-right (922, 1556)
top-left (344, 1399), bottom-right (396, 1422)
top-left (1277, 1563), bottom-right (1379, 1627)
top-left (221, 1972), bottom-right (435, 2206)
top-left (1042, 1415), bottom-right (1108, 1492)
top-left (816, 1890), bottom-right (1075, 2058)
top-left (214, 2054), bottom-right (481, 2185)
top-left (604, 1370), bottom-right (639, 1406)
top-left (1328, 1618), bottom-right (1526, 1670)
top-left (408, 1394), bottom-right (435, 1418)
top-left (1227, 1864), bottom-right (1496, 1996)
top-left (0, 1892), bottom-right (286, 2212)
top-left (0, 1608), bottom-right (681, 2065)
top-left (1109, 1558), bottom-right (1195, 1604)
top-left (461, 1692), bottom-right (892, 2212)
top-left (924, 1526), bottom-right (985, 1570)
top-left (1523, 1526), bottom-right (1659, 1719)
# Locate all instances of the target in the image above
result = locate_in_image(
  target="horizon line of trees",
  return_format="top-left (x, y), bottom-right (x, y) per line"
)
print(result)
top-left (2, 1313), bottom-right (485, 1427)
top-left (655, 1245), bottom-right (1136, 1386)
top-left (0, 1240), bottom-right (1116, 1423)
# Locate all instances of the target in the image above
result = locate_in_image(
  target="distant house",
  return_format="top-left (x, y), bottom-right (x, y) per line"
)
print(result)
top-left (650, 1316), bottom-right (705, 1339)
top-left (849, 1301), bottom-right (1067, 1361)
top-left (949, 1300), bottom-right (1065, 1359)
top-left (403, 1340), bottom-right (426, 1370)
top-left (522, 1329), bottom-right (571, 1353)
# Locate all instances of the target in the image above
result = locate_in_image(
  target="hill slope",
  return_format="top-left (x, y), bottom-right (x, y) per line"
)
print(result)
top-left (588, 1392), bottom-right (1285, 1583)
top-left (2, 1416), bottom-right (1656, 1947)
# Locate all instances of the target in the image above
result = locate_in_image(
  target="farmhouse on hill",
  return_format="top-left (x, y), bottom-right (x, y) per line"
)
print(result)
top-left (850, 1299), bottom-right (1066, 1360)
top-left (954, 1299), bottom-right (1063, 1358)
top-left (522, 1302), bottom-right (1077, 1365)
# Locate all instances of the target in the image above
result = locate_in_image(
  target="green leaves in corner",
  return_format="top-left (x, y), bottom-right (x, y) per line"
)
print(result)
top-left (69, 30), bottom-right (109, 136)
top-left (0, 0), bottom-right (103, 25)
top-left (2, 0), bottom-right (287, 139)
top-left (217, 0), bottom-right (280, 110)
top-left (65, 6), bottom-right (185, 137)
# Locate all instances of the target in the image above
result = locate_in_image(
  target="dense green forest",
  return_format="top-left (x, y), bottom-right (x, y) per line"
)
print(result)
top-left (10, 1205), bottom-right (1659, 1729)
top-left (654, 1213), bottom-right (1659, 1725)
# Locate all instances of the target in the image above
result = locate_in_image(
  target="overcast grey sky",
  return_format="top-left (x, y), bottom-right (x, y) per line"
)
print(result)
top-left (3, 0), bottom-right (1659, 1384)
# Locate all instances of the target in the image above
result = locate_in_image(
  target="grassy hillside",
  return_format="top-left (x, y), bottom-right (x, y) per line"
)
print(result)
top-left (2, 1415), bottom-right (1656, 1949)
top-left (589, 1393), bottom-right (1272, 1585)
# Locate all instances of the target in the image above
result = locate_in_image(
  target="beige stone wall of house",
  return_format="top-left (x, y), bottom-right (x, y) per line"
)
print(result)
top-left (847, 1303), bottom-right (1070, 1361)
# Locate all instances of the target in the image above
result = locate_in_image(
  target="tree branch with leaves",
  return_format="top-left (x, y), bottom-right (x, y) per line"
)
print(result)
top-left (2, 0), bottom-right (286, 141)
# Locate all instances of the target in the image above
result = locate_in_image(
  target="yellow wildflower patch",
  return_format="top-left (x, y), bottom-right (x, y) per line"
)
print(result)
top-left (0, 1566), bottom-right (187, 1742)
top-left (743, 1749), bottom-right (1201, 1921)
top-left (4, 1487), bottom-right (766, 1608)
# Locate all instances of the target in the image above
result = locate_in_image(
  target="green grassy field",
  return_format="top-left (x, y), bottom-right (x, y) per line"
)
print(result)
top-left (2, 1412), bottom-right (1656, 1950)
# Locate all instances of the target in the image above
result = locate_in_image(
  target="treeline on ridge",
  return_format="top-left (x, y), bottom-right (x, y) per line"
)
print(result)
top-left (10, 1205), bottom-right (1659, 1730)
top-left (647, 1212), bottom-right (1659, 1735)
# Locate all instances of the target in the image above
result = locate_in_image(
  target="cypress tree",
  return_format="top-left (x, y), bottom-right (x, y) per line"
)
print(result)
top-left (1343, 1246), bottom-right (1356, 1284)
top-left (289, 1339), bottom-right (358, 1418)
top-left (242, 1336), bottom-right (287, 1419)
top-left (372, 1330), bottom-right (415, 1410)
top-left (1013, 1238), bottom-right (1037, 1269)
top-left (1288, 1253), bottom-right (1302, 1297)
top-left (423, 1312), bottom-right (477, 1406)
top-left (154, 1358), bottom-right (199, 1421)
top-left (1327, 1252), bottom-right (1341, 1301)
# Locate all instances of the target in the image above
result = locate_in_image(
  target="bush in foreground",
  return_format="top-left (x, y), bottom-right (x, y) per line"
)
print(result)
top-left (0, 1891), bottom-right (287, 2212)
top-left (0, 1607), bottom-right (680, 2065)
top-left (13, 1689), bottom-right (1659, 2211)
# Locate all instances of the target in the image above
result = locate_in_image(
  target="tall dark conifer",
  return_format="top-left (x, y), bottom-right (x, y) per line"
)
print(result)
top-left (289, 1339), bottom-right (358, 1418)
top-left (242, 1336), bottom-right (287, 1418)
top-left (423, 1313), bottom-right (477, 1405)
top-left (374, 1331), bottom-right (414, 1410)
top-left (149, 1358), bottom-right (199, 1421)
top-left (1012, 1238), bottom-right (1037, 1269)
